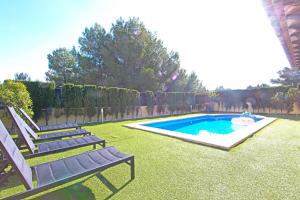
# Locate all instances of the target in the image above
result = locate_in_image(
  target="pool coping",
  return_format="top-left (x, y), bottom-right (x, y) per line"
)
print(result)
top-left (124, 114), bottom-right (277, 150)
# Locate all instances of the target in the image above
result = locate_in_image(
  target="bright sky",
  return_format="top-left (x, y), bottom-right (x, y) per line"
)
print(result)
top-left (0, 0), bottom-right (290, 90)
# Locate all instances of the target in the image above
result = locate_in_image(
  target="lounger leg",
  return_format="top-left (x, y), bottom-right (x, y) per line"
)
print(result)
top-left (130, 158), bottom-right (135, 179)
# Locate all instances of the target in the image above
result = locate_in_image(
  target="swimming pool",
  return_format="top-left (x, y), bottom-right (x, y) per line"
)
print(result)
top-left (125, 114), bottom-right (276, 150)
top-left (144, 115), bottom-right (263, 135)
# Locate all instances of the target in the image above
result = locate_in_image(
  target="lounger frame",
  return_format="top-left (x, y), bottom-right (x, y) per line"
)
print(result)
top-left (7, 106), bottom-right (91, 142)
top-left (0, 120), bottom-right (134, 200)
top-left (19, 108), bottom-right (81, 132)
top-left (7, 106), bottom-right (106, 157)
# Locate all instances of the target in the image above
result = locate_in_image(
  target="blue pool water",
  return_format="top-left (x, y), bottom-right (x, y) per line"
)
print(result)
top-left (143, 115), bottom-right (262, 135)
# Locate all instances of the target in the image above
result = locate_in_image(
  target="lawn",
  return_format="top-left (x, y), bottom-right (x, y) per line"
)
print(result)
top-left (1, 114), bottom-right (300, 199)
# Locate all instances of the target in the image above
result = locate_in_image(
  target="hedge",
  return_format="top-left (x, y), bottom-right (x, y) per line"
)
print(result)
top-left (60, 84), bottom-right (141, 119)
top-left (22, 81), bottom-right (55, 119)
top-left (23, 81), bottom-right (299, 120)
top-left (83, 85), bottom-right (97, 119)
top-left (144, 91), bottom-right (154, 115)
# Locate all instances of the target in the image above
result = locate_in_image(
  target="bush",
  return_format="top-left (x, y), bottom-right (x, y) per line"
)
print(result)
top-left (119, 88), bottom-right (128, 118)
top-left (108, 87), bottom-right (120, 118)
top-left (83, 85), bottom-right (97, 119)
top-left (127, 90), bottom-right (140, 116)
top-left (144, 91), bottom-right (154, 115)
top-left (0, 80), bottom-right (33, 117)
top-left (156, 92), bottom-right (167, 114)
top-left (22, 81), bottom-right (55, 119)
top-left (285, 88), bottom-right (300, 113)
top-left (97, 86), bottom-right (109, 119)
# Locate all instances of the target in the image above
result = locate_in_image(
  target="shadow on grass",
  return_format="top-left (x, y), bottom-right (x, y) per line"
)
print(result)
top-left (29, 173), bottom-right (132, 200)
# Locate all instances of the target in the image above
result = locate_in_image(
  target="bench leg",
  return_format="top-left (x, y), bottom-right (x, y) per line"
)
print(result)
top-left (86, 132), bottom-right (91, 136)
top-left (130, 158), bottom-right (135, 180)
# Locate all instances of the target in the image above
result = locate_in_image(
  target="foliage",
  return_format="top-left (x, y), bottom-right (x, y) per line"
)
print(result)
top-left (216, 87), bottom-right (290, 113)
top-left (60, 83), bottom-right (140, 120)
top-left (144, 91), bottom-right (154, 115)
top-left (0, 80), bottom-right (33, 117)
top-left (108, 87), bottom-right (120, 118)
top-left (166, 93), bottom-right (174, 113)
top-left (246, 83), bottom-right (270, 89)
top-left (97, 86), bottom-right (109, 119)
top-left (14, 72), bottom-right (31, 81)
top-left (271, 92), bottom-right (286, 113)
top-left (165, 70), bottom-right (206, 93)
top-left (46, 47), bottom-right (79, 86)
top-left (83, 85), bottom-right (97, 119)
top-left (47, 18), bottom-right (205, 92)
top-left (127, 90), bottom-right (140, 116)
top-left (22, 81), bottom-right (55, 119)
top-left (271, 67), bottom-right (300, 87)
top-left (118, 88), bottom-right (128, 118)
top-left (156, 92), bottom-right (167, 114)
top-left (78, 24), bottom-right (107, 85)
top-left (285, 88), bottom-right (300, 113)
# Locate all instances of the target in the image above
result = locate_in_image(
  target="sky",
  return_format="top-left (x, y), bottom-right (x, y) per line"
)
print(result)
top-left (0, 0), bottom-right (290, 90)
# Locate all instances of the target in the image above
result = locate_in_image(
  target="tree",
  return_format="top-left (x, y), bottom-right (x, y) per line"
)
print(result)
top-left (271, 92), bottom-right (286, 113)
top-left (0, 80), bottom-right (33, 117)
top-left (164, 69), bottom-right (206, 92)
top-left (14, 72), bottom-right (31, 81)
top-left (46, 48), bottom-right (78, 85)
top-left (271, 67), bottom-right (300, 87)
top-left (102, 17), bottom-right (180, 91)
top-left (285, 88), bottom-right (300, 113)
top-left (185, 72), bottom-right (206, 93)
top-left (246, 83), bottom-right (270, 89)
top-left (47, 18), bottom-right (206, 92)
top-left (78, 23), bottom-right (107, 85)
top-left (77, 18), bottom-right (194, 91)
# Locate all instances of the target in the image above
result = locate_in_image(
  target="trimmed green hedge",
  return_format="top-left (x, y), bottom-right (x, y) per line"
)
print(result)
top-left (24, 80), bottom-right (298, 120)
top-left (145, 91), bottom-right (154, 115)
top-left (83, 85), bottom-right (97, 119)
top-left (217, 86), bottom-right (290, 112)
top-left (22, 81), bottom-right (55, 119)
top-left (61, 84), bottom-right (140, 119)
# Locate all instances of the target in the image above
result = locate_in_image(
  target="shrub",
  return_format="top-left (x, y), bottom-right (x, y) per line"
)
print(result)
top-left (108, 87), bottom-right (120, 119)
top-left (144, 91), bottom-right (154, 115)
top-left (286, 88), bottom-right (300, 113)
top-left (0, 80), bottom-right (33, 117)
top-left (22, 81), bottom-right (55, 119)
top-left (97, 86), bottom-right (109, 119)
top-left (156, 92), bottom-right (167, 114)
top-left (83, 85), bottom-right (97, 120)
top-left (271, 92), bottom-right (286, 113)
top-left (127, 90), bottom-right (140, 117)
top-left (119, 88), bottom-right (128, 118)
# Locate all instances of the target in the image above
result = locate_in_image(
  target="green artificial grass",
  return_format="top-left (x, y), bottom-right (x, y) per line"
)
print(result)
top-left (1, 115), bottom-right (300, 199)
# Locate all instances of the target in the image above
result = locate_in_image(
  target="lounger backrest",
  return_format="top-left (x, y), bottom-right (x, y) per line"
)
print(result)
top-left (9, 107), bottom-right (38, 139)
top-left (0, 120), bottom-right (33, 190)
top-left (16, 113), bottom-right (39, 140)
top-left (7, 107), bottom-right (35, 154)
top-left (20, 108), bottom-right (41, 131)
